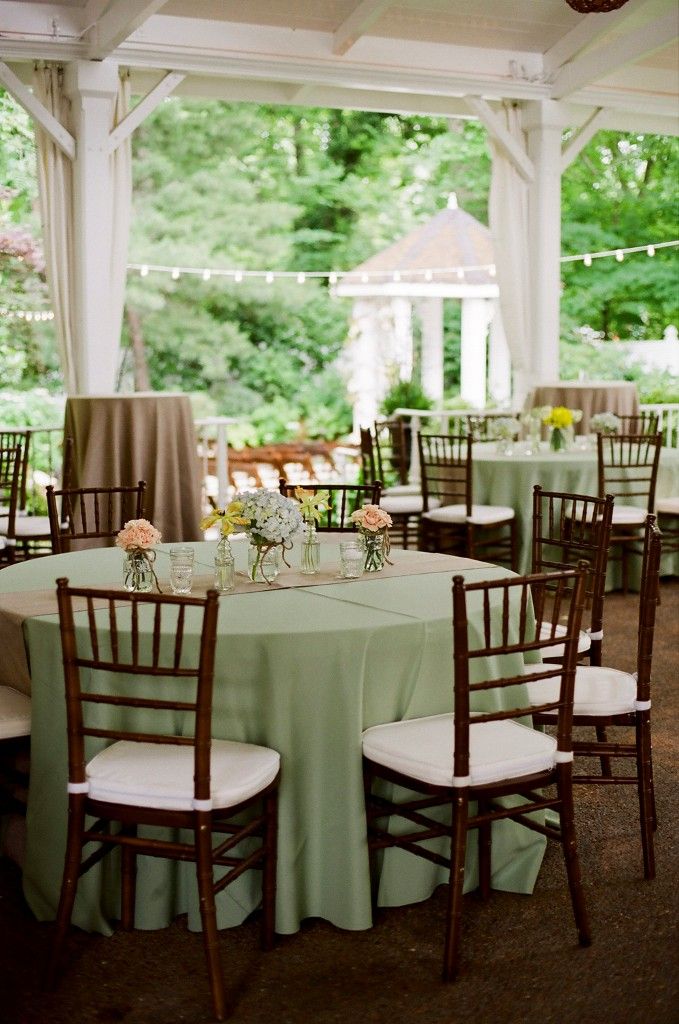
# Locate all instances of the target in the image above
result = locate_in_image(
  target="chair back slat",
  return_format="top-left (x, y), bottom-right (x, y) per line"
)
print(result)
top-left (451, 567), bottom-right (587, 781)
top-left (0, 445), bottom-right (21, 550)
top-left (373, 419), bottom-right (409, 486)
top-left (617, 412), bottom-right (659, 435)
top-left (597, 433), bottom-right (662, 512)
top-left (56, 581), bottom-right (220, 791)
top-left (417, 433), bottom-right (473, 514)
top-left (278, 479), bottom-right (382, 530)
top-left (46, 481), bottom-right (146, 552)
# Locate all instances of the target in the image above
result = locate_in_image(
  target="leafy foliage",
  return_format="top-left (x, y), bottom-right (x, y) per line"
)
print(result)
top-left (1, 89), bottom-right (677, 441)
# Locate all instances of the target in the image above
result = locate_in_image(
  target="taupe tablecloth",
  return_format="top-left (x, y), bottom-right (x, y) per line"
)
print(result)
top-left (526, 381), bottom-right (640, 433)
top-left (64, 393), bottom-right (202, 541)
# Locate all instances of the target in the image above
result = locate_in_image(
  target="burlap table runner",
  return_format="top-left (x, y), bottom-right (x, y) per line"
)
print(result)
top-left (0, 551), bottom-right (491, 695)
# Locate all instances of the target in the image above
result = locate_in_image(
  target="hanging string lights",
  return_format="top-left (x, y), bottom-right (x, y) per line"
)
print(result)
top-left (2, 240), bottom-right (675, 323)
top-left (126, 239), bottom-right (677, 285)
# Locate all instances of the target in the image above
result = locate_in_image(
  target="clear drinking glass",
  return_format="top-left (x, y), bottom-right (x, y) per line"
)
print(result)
top-left (339, 539), bottom-right (365, 579)
top-left (169, 545), bottom-right (194, 594)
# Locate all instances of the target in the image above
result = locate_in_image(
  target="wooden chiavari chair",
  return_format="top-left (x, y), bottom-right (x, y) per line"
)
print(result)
top-left (597, 432), bottom-right (661, 592)
top-left (529, 516), bottom-right (662, 879)
top-left (360, 427), bottom-right (422, 548)
top-left (278, 478), bottom-right (381, 530)
top-left (373, 418), bottom-right (411, 488)
top-left (363, 566), bottom-right (590, 980)
top-left (0, 445), bottom-right (21, 565)
top-left (418, 432), bottom-right (517, 570)
top-left (531, 485), bottom-right (614, 666)
top-left (46, 582), bottom-right (280, 1021)
top-left (46, 480), bottom-right (146, 552)
top-left (0, 430), bottom-right (71, 558)
top-left (616, 412), bottom-right (659, 435)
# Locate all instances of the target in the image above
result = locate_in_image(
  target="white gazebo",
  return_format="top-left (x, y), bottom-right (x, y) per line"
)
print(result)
top-left (0, 1), bottom-right (676, 399)
top-left (336, 194), bottom-right (511, 431)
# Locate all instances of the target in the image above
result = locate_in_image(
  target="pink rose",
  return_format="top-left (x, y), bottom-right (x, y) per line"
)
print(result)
top-left (350, 504), bottom-right (393, 532)
top-left (115, 518), bottom-right (162, 551)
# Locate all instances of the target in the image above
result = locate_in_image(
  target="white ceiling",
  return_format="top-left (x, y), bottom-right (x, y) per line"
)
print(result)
top-left (1, 0), bottom-right (677, 133)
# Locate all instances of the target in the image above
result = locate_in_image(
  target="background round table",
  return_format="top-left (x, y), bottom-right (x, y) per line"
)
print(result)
top-left (525, 381), bottom-right (640, 433)
top-left (473, 442), bottom-right (679, 581)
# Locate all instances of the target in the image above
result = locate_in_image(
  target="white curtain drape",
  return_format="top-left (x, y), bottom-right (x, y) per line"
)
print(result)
top-left (33, 65), bottom-right (77, 394)
top-left (33, 66), bottom-right (132, 395)
top-left (488, 102), bottom-right (531, 406)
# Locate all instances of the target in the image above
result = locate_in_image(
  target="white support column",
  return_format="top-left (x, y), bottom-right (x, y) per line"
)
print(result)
top-left (64, 60), bottom-right (122, 394)
top-left (460, 298), bottom-right (493, 408)
top-left (390, 297), bottom-right (413, 382)
top-left (523, 101), bottom-right (563, 386)
top-left (347, 299), bottom-right (381, 437)
top-left (488, 301), bottom-right (512, 406)
top-left (419, 297), bottom-right (444, 404)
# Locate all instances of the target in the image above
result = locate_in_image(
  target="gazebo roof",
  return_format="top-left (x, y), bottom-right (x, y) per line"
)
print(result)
top-left (335, 197), bottom-right (499, 298)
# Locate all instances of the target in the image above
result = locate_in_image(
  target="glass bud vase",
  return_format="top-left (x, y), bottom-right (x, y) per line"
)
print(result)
top-left (363, 531), bottom-right (385, 573)
top-left (300, 525), bottom-right (320, 575)
top-left (248, 543), bottom-right (281, 584)
top-left (123, 551), bottom-right (154, 593)
top-left (214, 536), bottom-right (235, 594)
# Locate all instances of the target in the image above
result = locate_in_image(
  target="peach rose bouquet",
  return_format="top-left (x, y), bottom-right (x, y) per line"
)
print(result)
top-left (350, 504), bottom-right (394, 572)
top-left (116, 518), bottom-right (162, 593)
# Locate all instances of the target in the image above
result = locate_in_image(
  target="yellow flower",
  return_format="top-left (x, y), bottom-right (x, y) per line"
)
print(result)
top-left (294, 487), bottom-right (331, 525)
top-left (200, 500), bottom-right (249, 537)
top-left (543, 406), bottom-right (573, 429)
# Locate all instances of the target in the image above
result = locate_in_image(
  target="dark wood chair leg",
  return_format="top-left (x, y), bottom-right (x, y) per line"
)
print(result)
top-left (261, 790), bottom-right (278, 951)
top-left (195, 815), bottom-right (228, 1022)
top-left (442, 792), bottom-right (469, 982)
top-left (557, 771), bottom-right (591, 947)
top-left (636, 714), bottom-right (656, 880)
top-left (45, 795), bottom-right (86, 989)
top-left (477, 801), bottom-right (492, 901)
top-left (120, 827), bottom-right (137, 930)
top-left (596, 726), bottom-right (613, 777)
top-left (510, 518), bottom-right (518, 573)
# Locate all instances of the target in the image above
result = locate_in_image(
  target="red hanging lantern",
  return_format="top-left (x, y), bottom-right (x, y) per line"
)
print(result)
top-left (565, 0), bottom-right (631, 11)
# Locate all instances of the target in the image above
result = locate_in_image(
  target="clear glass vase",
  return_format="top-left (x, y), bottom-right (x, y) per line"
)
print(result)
top-left (214, 536), bottom-right (235, 594)
top-left (247, 542), bottom-right (281, 584)
top-left (300, 525), bottom-right (320, 575)
top-left (123, 551), bottom-right (154, 593)
top-left (363, 531), bottom-right (385, 573)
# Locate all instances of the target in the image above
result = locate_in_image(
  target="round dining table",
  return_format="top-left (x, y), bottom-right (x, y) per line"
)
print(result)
top-left (0, 540), bottom-right (545, 937)
top-left (472, 441), bottom-right (679, 580)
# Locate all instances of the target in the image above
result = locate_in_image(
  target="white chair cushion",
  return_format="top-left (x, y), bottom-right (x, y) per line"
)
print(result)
top-left (656, 496), bottom-right (679, 515)
top-left (423, 504), bottom-right (515, 526)
top-left (1, 515), bottom-right (52, 539)
top-left (524, 663), bottom-right (637, 717)
top-left (380, 494), bottom-right (424, 515)
top-left (611, 505), bottom-right (647, 526)
top-left (86, 739), bottom-right (280, 811)
top-left (362, 712), bottom-right (556, 788)
top-left (538, 621), bottom-right (592, 660)
top-left (0, 687), bottom-right (31, 740)
top-left (383, 484), bottom-right (421, 497)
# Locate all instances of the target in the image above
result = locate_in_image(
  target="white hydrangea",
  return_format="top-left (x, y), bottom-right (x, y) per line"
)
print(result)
top-left (590, 412), bottom-right (621, 435)
top-left (235, 488), bottom-right (303, 545)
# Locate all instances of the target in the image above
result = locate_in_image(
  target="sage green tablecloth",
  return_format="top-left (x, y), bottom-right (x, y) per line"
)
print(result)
top-left (472, 443), bottom-right (679, 580)
top-left (1, 542), bottom-right (545, 937)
